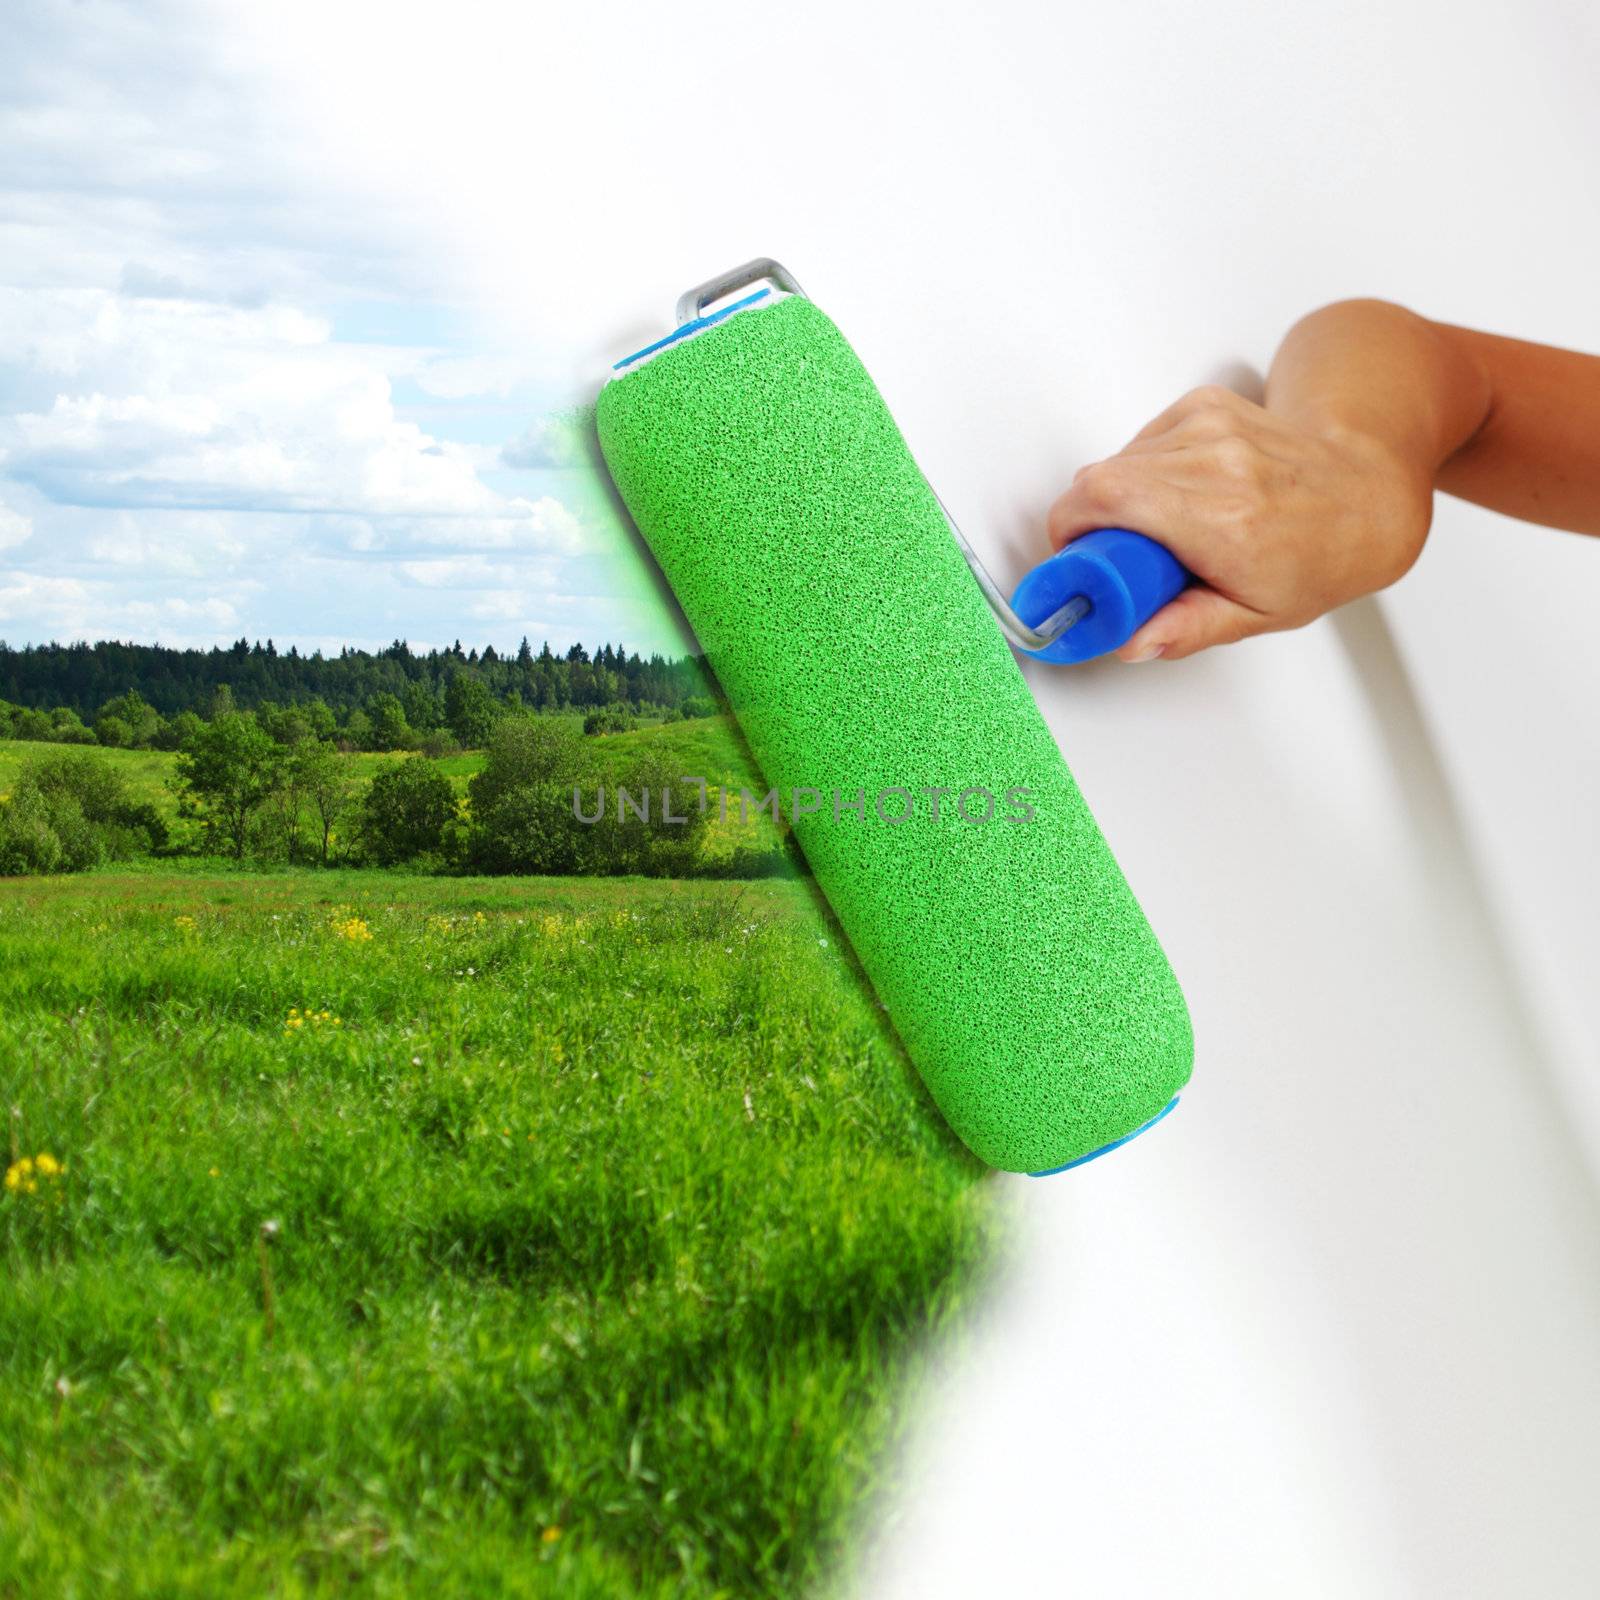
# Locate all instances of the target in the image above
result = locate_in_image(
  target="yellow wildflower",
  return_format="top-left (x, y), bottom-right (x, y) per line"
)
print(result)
top-left (540, 1526), bottom-right (562, 1545)
top-left (5, 1153), bottom-right (64, 1198)
top-left (331, 916), bottom-right (373, 942)
top-left (285, 1006), bottom-right (344, 1035)
top-left (174, 914), bottom-right (198, 935)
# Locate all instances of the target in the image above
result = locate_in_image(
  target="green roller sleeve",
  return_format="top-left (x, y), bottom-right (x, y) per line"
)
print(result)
top-left (595, 291), bottom-right (1191, 1173)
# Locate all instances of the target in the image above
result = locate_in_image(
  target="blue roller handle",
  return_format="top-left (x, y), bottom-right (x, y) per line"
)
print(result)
top-left (1010, 527), bottom-right (1191, 664)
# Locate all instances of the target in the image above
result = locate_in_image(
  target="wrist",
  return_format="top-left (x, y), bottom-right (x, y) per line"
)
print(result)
top-left (1270, 300), bottom-right (1494, 478)
top-left (1321, 417), bottom-right (1431, 483)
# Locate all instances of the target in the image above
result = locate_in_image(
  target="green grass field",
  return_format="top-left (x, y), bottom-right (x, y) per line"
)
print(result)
top-left (0, 869), bottom-right (998, 1598)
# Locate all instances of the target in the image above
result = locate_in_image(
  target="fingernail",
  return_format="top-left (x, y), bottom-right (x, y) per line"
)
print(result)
top-left (1125, 643), bottom-right (1165, 663)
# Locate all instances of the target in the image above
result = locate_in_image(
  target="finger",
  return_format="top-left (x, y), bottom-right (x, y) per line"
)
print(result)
top-left (1121, 384), bottom-right (1257, 450)
top-left (1046, 459), bottom-right (1190, 550)
top-left (1114, 585), bottom-right (1266, 662)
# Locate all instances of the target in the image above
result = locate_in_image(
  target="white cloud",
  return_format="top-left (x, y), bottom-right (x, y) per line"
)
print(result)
top-left (0, 1), bottom-right (687, 656)
top-left (0, 571), bottom-right (93, 633)
top-left (120, 595), bottom-right (241, 631)
top-left (413, 354), bottom-right (537, 401)
top-left (0, 291), bottom-right (508, 522)
top-left (0, 497), bottom-right (31, 551)
top-left (501, 413), bottom-right (588, 470)
top-left (398, 556), bottom-right (540, 588)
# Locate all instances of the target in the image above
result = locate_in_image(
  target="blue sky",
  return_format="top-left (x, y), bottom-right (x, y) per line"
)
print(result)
top-left (0, 0), bottom-right (683, 659)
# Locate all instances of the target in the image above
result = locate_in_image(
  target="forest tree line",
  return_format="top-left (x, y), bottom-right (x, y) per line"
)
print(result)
top-left (0, 640), bottom-right (721, 755)
top-left (0, 637), bottom-right (720, 728)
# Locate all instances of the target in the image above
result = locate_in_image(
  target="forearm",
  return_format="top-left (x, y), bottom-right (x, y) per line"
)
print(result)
top-left (1268, 300), bottom-right (1600, 536)
top-left (1434, 323), bottom-right (1600, 534)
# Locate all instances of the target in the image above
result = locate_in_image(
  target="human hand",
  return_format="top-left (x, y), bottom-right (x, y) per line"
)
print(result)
top-left (1045, 385), bottom-right (1435, 661)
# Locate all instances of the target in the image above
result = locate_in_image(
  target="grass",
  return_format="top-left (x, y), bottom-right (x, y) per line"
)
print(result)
top-left (0, 869), bottom-right (998, 1598)
top-left (0, 739), bottom-right (179, 812)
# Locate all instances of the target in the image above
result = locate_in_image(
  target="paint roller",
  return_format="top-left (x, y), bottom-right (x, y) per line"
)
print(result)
top-left (595, 259), bottom-right (1193, 1174)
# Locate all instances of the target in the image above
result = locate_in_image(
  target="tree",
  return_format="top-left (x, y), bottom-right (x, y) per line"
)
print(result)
top-left (0, 637), bottom-right (722, 727)
top-left (402, 681), bottom-right (440, 734)
top-left (468, 715), bottom-right (582, 809)
top-left (263, 741), bottom-right (310, 862)
top-left (296, 740), bottom-right (357, 866)
top-left (340, 708), bottom-right (373, 752)
top-left (360, 757), bottom-right (456, 865)
top-left (164, 710), bottom-right (205, 752)
top-left (366, 693), bottom-right (413, 752)
top-left (260, 703), bottom-right (314, 746)
top-left (97, 689), bottom-right (160, 747)
top-left (444, 671), bottom-right (497, 749)
top-left (303, 698), bottom-right (338, 741)
top-left (94, 714), bottom-right (132, 748)
top-left (174, 713), bottom-right (281, 859)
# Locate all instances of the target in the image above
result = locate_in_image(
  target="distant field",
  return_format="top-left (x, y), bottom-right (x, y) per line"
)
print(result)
top-left (0, 739), bottom-right (180, 813)
top-left (0, 717), bottom-right (783, 857)
top-left (0, 869), bottom-right (995, 1597)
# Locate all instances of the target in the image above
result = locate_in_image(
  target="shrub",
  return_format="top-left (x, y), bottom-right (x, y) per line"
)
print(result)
top-left (469, 715), bottom-right (583, 809)
top-left (583, 704), bottom-right (635, 736)
top-left (97, 690), bottom-right (162, 747)
top-left (48, 710), bottom-right (97, 745)
top-left (9, 708), bottom-right (52, 742)
top-left (360, 757), bottom-right (457, 866)
top-left (704, 842), bottom-right (802, 879)
top-left (467, 718), bottom-right (707, 877)
top-left (0, 752), bottom-right (165, 875)
top-left (157, 710), bottom-right (204, 752)
top-left (0, 785), bottom-right (66, 875)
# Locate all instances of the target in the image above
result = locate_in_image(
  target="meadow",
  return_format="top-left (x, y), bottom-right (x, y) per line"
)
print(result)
top-left (0, 714), bottom-right (786, 868)
top-left (0, 868), bottom-right (999, 1598)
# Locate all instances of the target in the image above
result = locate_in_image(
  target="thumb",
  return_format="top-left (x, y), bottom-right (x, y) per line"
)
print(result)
top-left (1114, 586), bottom-right (1265, 662)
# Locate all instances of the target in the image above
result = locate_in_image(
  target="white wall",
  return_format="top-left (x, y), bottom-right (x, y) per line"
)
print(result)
top-left (260, 0), bottom-right (1600, 1590)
